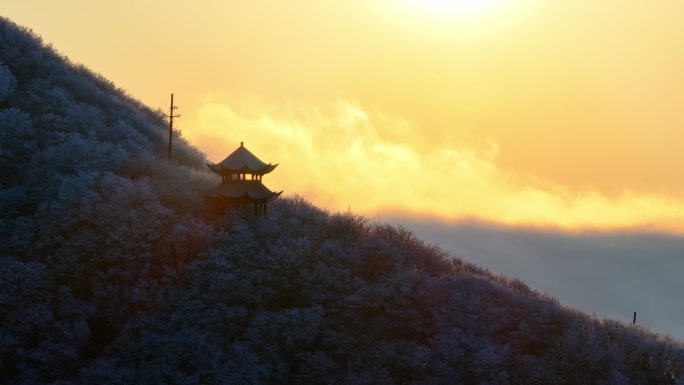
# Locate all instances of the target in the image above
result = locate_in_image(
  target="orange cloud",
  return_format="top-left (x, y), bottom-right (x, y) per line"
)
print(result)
top-left (185, 99), bottom-right (684, 232)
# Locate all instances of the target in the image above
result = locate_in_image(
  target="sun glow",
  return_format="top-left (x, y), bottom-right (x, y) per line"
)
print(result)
top-left (402, 0), bottom-right (506, 19)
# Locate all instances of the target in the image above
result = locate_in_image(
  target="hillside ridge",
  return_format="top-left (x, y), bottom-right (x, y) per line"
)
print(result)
top-left (1, 17), bottom-right (684, 384)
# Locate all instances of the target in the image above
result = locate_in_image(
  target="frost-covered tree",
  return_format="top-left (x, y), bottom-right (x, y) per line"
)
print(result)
top-left (2, 15), bottom-right (684, 385)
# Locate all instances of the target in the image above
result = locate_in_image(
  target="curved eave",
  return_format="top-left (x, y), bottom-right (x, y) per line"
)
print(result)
top-left (206, 163), bottom-right (222, 174)
top-left (206, 181), bottom-right (282, 202)
top-left (270, 190), bottom-right (284, 201)
top-left (206, 191), bottom-right (282, 203)
top-left (206, 163), bottom-right (278, 176)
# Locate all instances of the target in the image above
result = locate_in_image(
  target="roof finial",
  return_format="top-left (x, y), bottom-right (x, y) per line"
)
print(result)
top-left (240, 141), bottom-right (244, 147)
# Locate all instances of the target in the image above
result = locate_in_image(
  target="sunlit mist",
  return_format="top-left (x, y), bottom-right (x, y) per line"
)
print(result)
top-left (185, 99), bottom-right (684, 232)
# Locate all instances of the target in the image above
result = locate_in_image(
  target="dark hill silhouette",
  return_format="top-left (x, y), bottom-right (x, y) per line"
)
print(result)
top-left (1, 17), bottom-right (683, 384)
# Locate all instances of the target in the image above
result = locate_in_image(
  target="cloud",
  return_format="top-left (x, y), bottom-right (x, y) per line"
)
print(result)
top-left (185, 99), bottom-right (684, 232)
top-left (385, 215), bottom-right (684, 340)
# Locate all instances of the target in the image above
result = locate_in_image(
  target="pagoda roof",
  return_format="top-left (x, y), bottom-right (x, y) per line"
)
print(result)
top-left (207, 142), bottom-right (278, 175)
top-left (207, 180), bottom-right (283, 203)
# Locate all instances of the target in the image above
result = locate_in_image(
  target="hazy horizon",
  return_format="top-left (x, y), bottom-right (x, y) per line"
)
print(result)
top-left (382, 215), bottom-right (684, 340)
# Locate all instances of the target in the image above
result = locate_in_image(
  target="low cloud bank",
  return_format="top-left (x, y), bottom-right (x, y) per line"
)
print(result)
top-left (385, 216), bottom-right (684, 340)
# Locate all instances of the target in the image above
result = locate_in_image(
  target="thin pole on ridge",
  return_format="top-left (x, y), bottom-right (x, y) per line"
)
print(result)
top-left (168, 93), bottom-right (181, 159)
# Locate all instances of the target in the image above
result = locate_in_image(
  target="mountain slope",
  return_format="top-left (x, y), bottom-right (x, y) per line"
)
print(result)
top-left (1, 17), bottom-right (683, 385)
top-left (0, 17), bottom-right (214, 383)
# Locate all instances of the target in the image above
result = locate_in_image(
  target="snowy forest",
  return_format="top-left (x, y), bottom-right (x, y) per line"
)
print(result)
top-left (2, 16), bottom-right (684, 384)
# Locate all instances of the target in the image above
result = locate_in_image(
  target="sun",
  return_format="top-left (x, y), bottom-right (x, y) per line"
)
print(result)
top-left (402, 0), bottom-right (506, 20)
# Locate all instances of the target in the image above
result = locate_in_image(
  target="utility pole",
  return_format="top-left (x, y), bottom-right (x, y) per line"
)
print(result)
top-left (168, 93), bottom-right (181, 159)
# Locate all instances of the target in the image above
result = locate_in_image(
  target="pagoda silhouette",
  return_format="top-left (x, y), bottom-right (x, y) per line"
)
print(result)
top-left (206, 142), bottom-right (282, 215)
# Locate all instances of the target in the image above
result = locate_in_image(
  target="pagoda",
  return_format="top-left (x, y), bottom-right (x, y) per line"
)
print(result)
top-left (206, 142), bottom-right (283, 215)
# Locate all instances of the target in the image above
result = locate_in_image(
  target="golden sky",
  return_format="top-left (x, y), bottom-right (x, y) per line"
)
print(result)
top-left (6, 0), bottom-right (684, 231)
